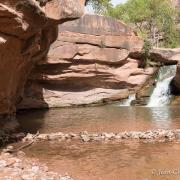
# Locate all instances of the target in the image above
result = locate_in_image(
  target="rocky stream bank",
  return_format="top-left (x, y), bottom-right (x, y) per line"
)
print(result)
top-left (0, 149), bottom-right (73, 180)
top-left (1, 128), bottom-right (180, 179)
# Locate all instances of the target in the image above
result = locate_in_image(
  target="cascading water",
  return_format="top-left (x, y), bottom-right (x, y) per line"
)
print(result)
top-left (147, 65), bottom-right (176, 107)
top-left (118, 94), bottom-right (136, 106)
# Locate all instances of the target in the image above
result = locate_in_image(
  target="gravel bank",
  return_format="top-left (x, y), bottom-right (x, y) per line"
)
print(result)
top-left (0, 148), bottom-right (73, 180)
top-left (22, 129), bottom-right (180, 143)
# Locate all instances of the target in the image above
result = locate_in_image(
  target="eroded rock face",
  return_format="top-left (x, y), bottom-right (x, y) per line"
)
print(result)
top-left (19, 14), bottom-right (156, 109)
top-left (150, 48), bottom-right (180, 65)
top-left (0, 0), bottom-right (84, 120)
top-left (171, 64), bottom-right (180, 94)
top-left (172, 0), bottom-right (180, 7)
top-left (148, 48), bottom-right (180, 95)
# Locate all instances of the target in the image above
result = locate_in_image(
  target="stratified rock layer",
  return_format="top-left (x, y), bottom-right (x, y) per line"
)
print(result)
top-left (19, 14), bottom-right (156, 109)
top-left (0, 0), bottom-right (84, 119)
top-left (150, 48), bottom-right (180, 65)
top-left (148, 48), bottom-right (180, 95)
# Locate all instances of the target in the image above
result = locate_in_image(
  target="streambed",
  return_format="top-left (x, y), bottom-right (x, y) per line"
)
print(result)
top-left (15, 104), bottom-right (180, 180)
top-left (9, 64), bottom-right (180, 179)
top-left (23, 140), bottom-right (180, 180)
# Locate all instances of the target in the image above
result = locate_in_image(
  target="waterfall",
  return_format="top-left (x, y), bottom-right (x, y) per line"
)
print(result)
top-left (118, 94), bottom-right (136, 106)
top-left (147, 77), bottom-right (173, 107)
top-left (147, 65), bottom-right (176, 107)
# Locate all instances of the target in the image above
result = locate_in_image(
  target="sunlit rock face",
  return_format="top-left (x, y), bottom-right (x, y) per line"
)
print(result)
top-left (19, 14), bottom-right (157, 109)
top-left (172, 0), bottom-right (180, 7)
top-left (0, 0), bottom-right (85, 120)
top-left (171, 64), bottom-right (180, 95)
top-left (150, 48), bottom-right (180, 65)
top-left (132, 47), bottom-right (180, 95)
top-left (150, 48), bottom-right (180, 95)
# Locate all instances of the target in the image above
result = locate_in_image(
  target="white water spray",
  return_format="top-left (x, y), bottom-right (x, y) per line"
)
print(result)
top-left (147, 77), bottom-right (173, 107)
top-left (147, 65), bottom-right (176, 107)
top-left (119, 94), bottom-right (136, 106)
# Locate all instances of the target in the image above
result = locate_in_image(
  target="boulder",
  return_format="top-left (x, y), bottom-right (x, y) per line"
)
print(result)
top-left (58, 31), bottom-right (143, 51)
top-left (130, 47), bottom-right (180, 95)
top-left (171, 63), bottom-right (180, 94)
top-left (48, 43), bottom-right (130, 65)
top-left (150, 48), bottom-right (180, 65)
top-left (0, 0), bottom-right (85, 121)
top-left (172, 0), bottom-right (180, 7)
top-left (19, 14), bottom-right (156, 109)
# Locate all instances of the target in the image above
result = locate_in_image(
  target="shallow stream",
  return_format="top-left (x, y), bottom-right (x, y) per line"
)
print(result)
top-left (16, 105), bottom-right (180, 180)
top-left (15, 65), bottom-right (180, 180)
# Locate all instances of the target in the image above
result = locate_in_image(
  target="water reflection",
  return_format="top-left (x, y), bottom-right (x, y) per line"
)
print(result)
top-left (149, 107), bottom-right (173, 129)
top-left (17, 105), bottom-right (180, 134)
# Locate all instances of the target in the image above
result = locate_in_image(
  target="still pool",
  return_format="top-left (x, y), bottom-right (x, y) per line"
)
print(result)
top-left (17, 105), bottom-right (180, 134)
top-left (16, 105), bottom-right (180, 179)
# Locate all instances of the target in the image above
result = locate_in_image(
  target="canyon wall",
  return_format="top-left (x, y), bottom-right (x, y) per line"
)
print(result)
top-left (0, 0), bottom-right (85, 120)
top-left (19, 14), bottom-right (157, 109)
top-left (169, 0), bottom-right (180, 94)
top-left (172, 0), bottom-right (180, 7)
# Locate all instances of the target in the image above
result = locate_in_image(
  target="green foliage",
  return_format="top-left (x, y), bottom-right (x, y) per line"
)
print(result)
top-left (86, 0), bottom-right (112, 14)
top-left (103, 0), bottom-right (180, 48)
top-left (100, 40), bottom-right (106, 48)
top-left (143, 39), bottom-right (152, 58)
top-left (141, 39), bottom-right (153, 68)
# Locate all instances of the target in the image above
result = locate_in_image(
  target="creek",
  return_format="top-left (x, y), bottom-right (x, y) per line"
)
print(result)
top-left (15, 65), bottom-right (180, 180)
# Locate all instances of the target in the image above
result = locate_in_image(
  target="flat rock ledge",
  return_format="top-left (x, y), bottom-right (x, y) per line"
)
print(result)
top-left (22, 129), bottom-right (180, 143)
top-left (0, 150), bottom-right (73, 180)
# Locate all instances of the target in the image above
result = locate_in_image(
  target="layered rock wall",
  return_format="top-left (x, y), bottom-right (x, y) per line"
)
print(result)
top-left (0, 0), bottom-right (85, 119)
top-left (172, 0), bottom-right (180, 7)
top-left (145, 48), bottom-right (180, 95)
top-left (19, 14), bottom-right (157, 109)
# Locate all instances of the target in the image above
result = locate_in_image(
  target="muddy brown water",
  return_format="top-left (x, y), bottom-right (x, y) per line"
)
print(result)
top-left (17, 105), bottom-right (180, 133)
top-left (24, 140), bottom-right (180, 180)
top-left (16, 105), bottom-right (180, 180)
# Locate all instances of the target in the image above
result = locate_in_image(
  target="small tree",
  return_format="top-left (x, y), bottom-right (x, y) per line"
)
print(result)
top-left (104, 0), bottom-right (180, 48)
top-left (86, 0), bottom-right (112, 14)
top-left (141, 39), bottom-right (153, 68)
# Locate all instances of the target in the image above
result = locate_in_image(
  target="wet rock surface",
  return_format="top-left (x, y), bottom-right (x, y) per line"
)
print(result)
top-left (0, 132), bottom-right (25, 146)
top-left (171, 63), bottom-right (180, 95)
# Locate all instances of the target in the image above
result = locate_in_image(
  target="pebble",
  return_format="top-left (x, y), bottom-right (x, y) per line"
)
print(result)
top-left (1, 128), bottom-right (180, 179)
top-left (102, 133), bottom-right (115, 139)
top-left (0, 160), bottom-right (7, 168)
top-left (81, 135), bottom-right (90, 142)
top-left (20, 129), bottom-right (180, 143)
top-left (0, 152), bottom-right (73, 180)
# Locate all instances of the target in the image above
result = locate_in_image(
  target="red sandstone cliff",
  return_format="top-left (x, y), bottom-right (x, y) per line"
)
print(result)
top-left (0, 0), bottom-right (85, 120)
top-left (172, 0), bottom-right (180, 7)
top-left (19, 14), bottom-right (157, 109)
